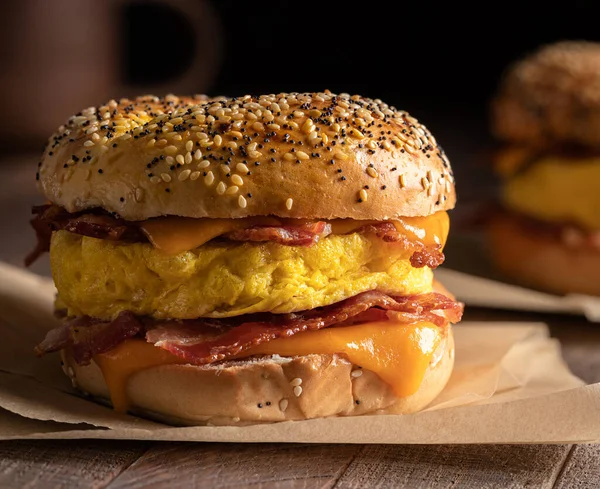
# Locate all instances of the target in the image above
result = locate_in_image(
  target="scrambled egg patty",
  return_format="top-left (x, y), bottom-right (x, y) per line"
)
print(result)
top-left (503, 156), bottom-right (600, 230)
top-left (51, 230), bottom-right (434, 320)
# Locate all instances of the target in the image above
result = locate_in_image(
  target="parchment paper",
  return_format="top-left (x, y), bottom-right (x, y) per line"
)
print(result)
top-left (435, 268), bottom-right (600, 322)
top-left (1, 261), bottom-right (598, 444)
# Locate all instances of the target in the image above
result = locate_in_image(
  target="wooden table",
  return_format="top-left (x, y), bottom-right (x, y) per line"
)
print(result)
top-left (1, 153), bottom-right (599, 488)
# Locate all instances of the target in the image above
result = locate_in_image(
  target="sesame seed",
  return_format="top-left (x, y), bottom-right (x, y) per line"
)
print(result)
top-left (225, 185), bottom-right (239, 195)
top-left (194, 149), bottom-right (202, 160)
top-left (302, 119), bottom-right (314, 133)
top-left (334, 150), bottom-right (348, 160)
top-left (236, 163), bottom-right (249, 173)
top-left (231, 174), bottom-right (244, 186)
top-left (283, 152), bottom-right (295, 161)
top-left (359, 189), bottom-right (368, 201)
top-left (83, 140), bottom-right (95, 147)
top-left (290, 378), bottom-right (302, 386)
top-left (293, 386), bottom-right (303, 397)
top-left (204, 171), bottom-right (215, 186)
top-left (161, 173), bottom-right (172, 183)
top-left (238, 195), bottom-right (247, 208)
top-left (178, 169), bottom-right (191, 181)
top-left (351, 369), bottom-right (363, 378)
top-left (351, 128), bottom-right (364, 139)
top-left (216, 181), bottom-right (227, 194)
top-left (150, 176), bottom-right (161, 184)
top-left (176, 154), bottom-right (185, 165)
top-left (279, 398), bottom-right (289, 412)
top-left (165, 145), bottom-right (178, 155)
top-left (296, 151), bottom-right (309, 160)
top-left (198, 160), bottom-right (210, 169)
top-left (366, 167), bottom-right (378, 178)
top-left (190, 171), bottom-right (201, 181)
top-left (399, 174), bottom-right (406, 187)
top-left (285, 198), bottom-right (293, 210)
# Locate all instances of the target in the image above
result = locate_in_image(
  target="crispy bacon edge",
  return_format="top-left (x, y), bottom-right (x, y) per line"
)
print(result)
top-left (24, 205), bottom-right (145, 266)
top-left (35, 291), bottom-right (463, 366)
top-left (224, 221), bottom-right (332, 246)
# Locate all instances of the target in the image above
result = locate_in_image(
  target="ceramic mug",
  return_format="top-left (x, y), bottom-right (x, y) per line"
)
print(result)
top-left (0, 0), bottom-right (222, 149)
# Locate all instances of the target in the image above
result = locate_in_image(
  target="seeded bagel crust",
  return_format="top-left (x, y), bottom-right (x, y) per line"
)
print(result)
top-left (61, 329), bottom-right (454, 426)
top-left (487, 212), bottom-right (600, 296)
top-left (38, 91), bottom-right (456, 221)
top-left (491, 40), bottom-right (600, 148)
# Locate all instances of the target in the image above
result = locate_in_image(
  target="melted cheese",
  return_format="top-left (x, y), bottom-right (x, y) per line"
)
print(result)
top-left (140, 212), bottom-right (449, 255)
top-left (141, 216), bottom-right (280, 254)
top-left (93, 320), bottom-right (442, 413)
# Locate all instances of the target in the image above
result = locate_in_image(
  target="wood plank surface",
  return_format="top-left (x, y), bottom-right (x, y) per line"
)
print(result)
top-left (0, 440), bottom-right (149, 489)
top-left (335, 444), bottom-right (572, 489)
top-left (107, 443), bottom-right (360, 489)
top-left (554, 444), bottom-right (600, 488)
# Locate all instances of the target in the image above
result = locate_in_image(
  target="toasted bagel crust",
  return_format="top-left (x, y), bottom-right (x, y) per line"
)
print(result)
top-left (38, 91), bottom-right (456, 221)
top-left (487, 212), bottom-right (600, 296)
top-left (61, 329), bottom-right (454, 426)
top-left (491, 40), bottom-right (600, 147)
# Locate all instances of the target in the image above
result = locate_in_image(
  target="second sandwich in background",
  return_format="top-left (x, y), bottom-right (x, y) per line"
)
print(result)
top-left (488, 40), bottom-right (600, 297)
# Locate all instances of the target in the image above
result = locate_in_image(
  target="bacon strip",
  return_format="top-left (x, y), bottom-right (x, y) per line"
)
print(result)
top-left (35, 292), bottom-right (463, 367)
top-left (25, 204), bottom-right (145, 266)
top-left (146, 291), bottom-right (463, 365)
top-left (34, 311), bottom-right (143, 365)
top-left (25, 205), bottom-right (444, 269)
top-left (357, 222), bottom-right (445, 268)
top-left (224, 221), bottom-right (332, 246)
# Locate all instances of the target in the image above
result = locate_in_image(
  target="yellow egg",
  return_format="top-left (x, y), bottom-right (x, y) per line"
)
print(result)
top-left (51, 230), bottom-right (433, 320)
top-left (502, 156), bottom-right (600, 230)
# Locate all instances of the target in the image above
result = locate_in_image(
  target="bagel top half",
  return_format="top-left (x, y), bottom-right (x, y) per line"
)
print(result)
top-left (37, 91), bottom-right (456, 221)
top-left (491, 40), bottom-right (600, 148)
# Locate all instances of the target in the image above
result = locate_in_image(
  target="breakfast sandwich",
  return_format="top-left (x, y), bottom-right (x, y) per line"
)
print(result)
top-left (29, 90), bottom-right (463, 425)
top-left (489, 41), bottom-right (600, 296)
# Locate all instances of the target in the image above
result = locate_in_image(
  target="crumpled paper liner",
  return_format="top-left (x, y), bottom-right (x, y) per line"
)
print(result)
top-left (435, 268), bottom-right (600, 322)
top-left (0, 261), bottom-right (598, 444)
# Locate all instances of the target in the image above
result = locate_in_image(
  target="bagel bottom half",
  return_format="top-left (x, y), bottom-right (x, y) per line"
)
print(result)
top-left (487, 212), bottom-right (600, 297)
top-left (61, 328), bottom-right (454, 426)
